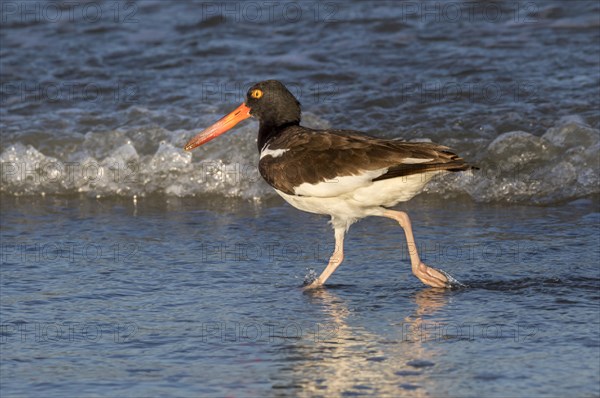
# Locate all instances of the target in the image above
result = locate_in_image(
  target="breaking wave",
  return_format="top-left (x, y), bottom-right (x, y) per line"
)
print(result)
top-left (1, 110), bottom-right (598, 205)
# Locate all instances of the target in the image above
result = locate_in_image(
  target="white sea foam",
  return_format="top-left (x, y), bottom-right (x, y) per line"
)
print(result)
top-left (1, 116), bottom-right (598, 204)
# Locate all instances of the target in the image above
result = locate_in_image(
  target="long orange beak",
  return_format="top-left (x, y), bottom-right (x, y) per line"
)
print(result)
top-left (184, 103), bottom-right (252, 151)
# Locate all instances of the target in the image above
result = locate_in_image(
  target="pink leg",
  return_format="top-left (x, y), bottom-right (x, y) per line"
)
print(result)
top-left (381, 210), bottom-right (450, 288)
top-left (305, 227), bottom-right (345, 289)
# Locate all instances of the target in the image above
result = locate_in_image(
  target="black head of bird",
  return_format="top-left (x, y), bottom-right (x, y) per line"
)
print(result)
top-left (184, 80), bottom-right (300, 151)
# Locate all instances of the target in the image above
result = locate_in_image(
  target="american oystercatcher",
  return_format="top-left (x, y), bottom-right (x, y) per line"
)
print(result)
top-left (185, 80), bottom-right (470, 289)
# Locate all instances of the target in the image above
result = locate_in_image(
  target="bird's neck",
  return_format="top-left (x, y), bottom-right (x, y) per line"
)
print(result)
top-left (257, 120), bottom-right (299, 152)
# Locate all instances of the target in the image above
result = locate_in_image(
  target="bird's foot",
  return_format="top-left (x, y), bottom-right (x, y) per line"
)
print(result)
top-left (413, 262), bottom-right (465, 289)
top-left (302, 280), bottom-right (325, 291)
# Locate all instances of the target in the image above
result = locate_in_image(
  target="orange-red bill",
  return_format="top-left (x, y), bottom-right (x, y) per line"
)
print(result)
top-left (184, 103), bottom-right (252, 151)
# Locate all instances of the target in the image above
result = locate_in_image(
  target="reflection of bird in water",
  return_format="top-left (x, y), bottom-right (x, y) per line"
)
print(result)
top-left (268, 288), bottom-right (450, 396)
top-left (412, 288), bottom-right (450, 318)
top-left (400, 289), bottom-right (450, 364)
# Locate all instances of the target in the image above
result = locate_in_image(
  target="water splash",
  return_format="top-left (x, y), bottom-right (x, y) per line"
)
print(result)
top-left (303, 268), bottom-right (319, 285)
top-left (436, 268), bottom-right (468, 289)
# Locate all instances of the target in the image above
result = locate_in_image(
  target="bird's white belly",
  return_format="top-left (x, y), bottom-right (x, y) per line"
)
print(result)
top-left (352, 170), bottom-right (443, 207)
top-left (274, 171), bottom-right (446, 227)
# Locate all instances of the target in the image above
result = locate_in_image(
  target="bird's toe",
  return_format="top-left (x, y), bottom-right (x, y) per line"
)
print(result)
top-left (415, 262), bottom-right (451, 288)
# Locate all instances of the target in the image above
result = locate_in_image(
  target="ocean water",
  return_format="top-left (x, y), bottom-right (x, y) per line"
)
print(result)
top-left (1, 1), bottom-right (599, 397)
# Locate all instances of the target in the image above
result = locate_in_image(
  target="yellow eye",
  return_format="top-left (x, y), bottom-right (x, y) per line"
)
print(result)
top-left (250, 89), bottom-right (263, 99)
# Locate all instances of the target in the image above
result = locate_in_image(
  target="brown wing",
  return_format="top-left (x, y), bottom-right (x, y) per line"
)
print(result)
top-left (258, 126), bottom-right (470, 195)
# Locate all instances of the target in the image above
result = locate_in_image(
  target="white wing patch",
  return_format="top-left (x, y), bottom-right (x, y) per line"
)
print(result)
top-left (260, 146), bottom-right (289, 160)
top-left (293, 168), bottom-right (388, 198)
top-left (402, 158), bottom-right (434, 164)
